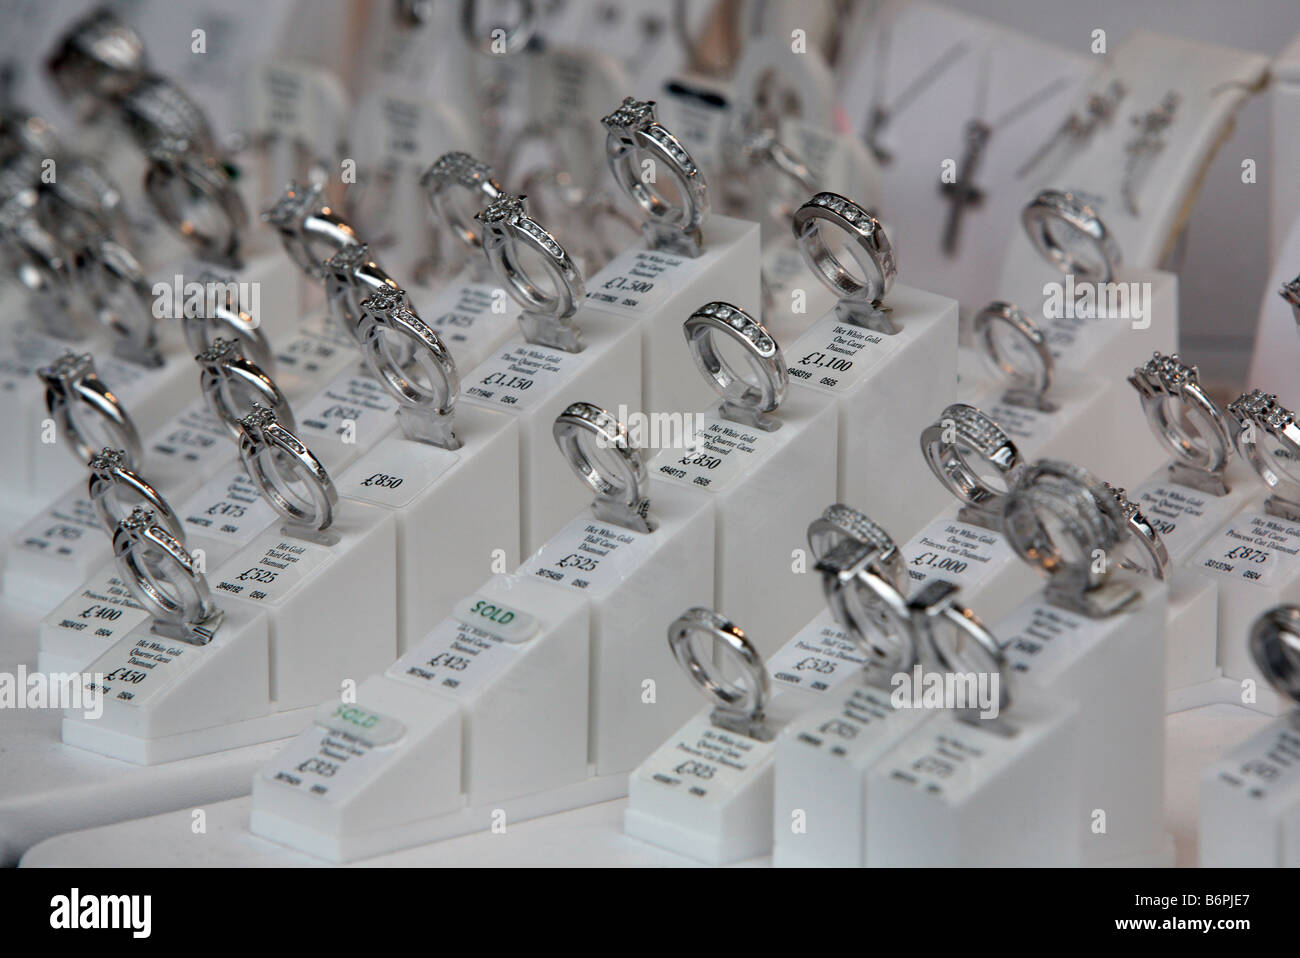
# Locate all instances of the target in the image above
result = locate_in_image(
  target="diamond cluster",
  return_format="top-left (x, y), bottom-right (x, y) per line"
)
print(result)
top-left (1229, 389), bottom-right (1295, 432)
top-left (40, 350), bottom-right (93, 382)
top-left (196, 336), bottom-right (241, 366)
top-left (695, 302), bottom-right (776, 355)
top-left (423, 151), bottom-right (492, 189)
top-left (119, 506), bottom-right (156, 533)
top-left (804, 192), bottom-right (875, 232)
top-left (262, 182), bottom-right (319, 228)
top-left (477, 193), bottom-right (526, 226)
top-left (601, 97), bottom-right (656, 132)
top-left (820, 504), bottom-right (896, 554)
top-left (1103, 482), bottom-right (1139, 522)
top-left (325, 242), bottom-right (371, 274)
top-left (360, 285), bottom-right (406, 316)
top-left (944, 403), bottom-right (1011, 456)
top-left (88, 447), bottom-right (129, 473)
top-left (1138, 351), bottom-right (1196, 394)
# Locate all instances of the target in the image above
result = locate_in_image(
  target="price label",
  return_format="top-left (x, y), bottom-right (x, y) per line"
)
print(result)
top-left (903, 519), bottom-right (1015, 593)
top-left (463, 342), bottom-right (584, 412)
top-left (998, 601), bottom-right (1094, 677)
top-left (180, 467), bottom-right (277, 546)
top-left (11, 491), bottom-right (102, 562)
top-left (584, 248), bottom-right (686, 315)
top-left (338, 437), bottom-right (458, 509)
top-left (1209, 715), bottom-right (1300, 801)
top-left (387, 608), bottom-right (526, 697)
top-left (788, 683), bottom-right (917, 761)
top-left (261, 719), bottom-right (386, 805)
top-left (296, 370), bottom-right (400, 446)
top-left (635, 712), bottom-right (775, 801)
top-left (1193, 511), bottom-right (1300, 587)
top-left (45, 569), bottom-right (150, 647)
top-left (423, 281), bottom-right (516, 357)
top-left (785, 312), bottom-right (901, 394)
top-left (1131, 480), bottom-right (1239, 561)
top-left (649, 415), bottom-right (778, 491)
top-left (982, 399), bottom-right (1049, 445)
top-left (879, 724), bottom-right (989, 800)
top-left (766, 613), bottom-right (867, 695)
top-left (85, 631), bottom-right (205, 706)
top-left (148, 401), bottom-right (229, 472)
top-left (518, 518), bottom-right (654, 592)
top-left (210, 530), bottom-right (333, 605)
top-left (273, 326), bottom-right (353, 398)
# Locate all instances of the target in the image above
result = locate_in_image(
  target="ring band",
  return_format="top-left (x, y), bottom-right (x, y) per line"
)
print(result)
top-left (1249, 605), bottom-right (1300, 706)
top-left (47, 8), bottom-right (147, 105)
top-left (909, 579), bottom-right (1012, 714)
top-left (553, 402), bottom-right (654, 534)
top-left (113, 507), bottom-right (222, 645)
top-left (324, 242), bottom-right (405, 350)
top-left (0, 205), bottom-right (87, 340)
top-left (1022, 189), bottom-right (1120, 284)
top-left (421, 151), bottom-right (505, 252)
top-left (601, 97), bottom-right (709, 256)
top-left (817, 538), bottom-right (918, 672)
top-left (197, 338), bottom-right (296, 440)
top-left (144, 140), bottom-right (246, 269)
top-left (806, 503), bottom-right (906, 589)
top-left (1228, 390), bottom-right (1300, 520)
top-left (39, 351), bottom-right (143, 468)
top-left (920, 403), bottom-right (1023, 527)
top-left (792, 191), bottom-right (897, 327)
top-left (972, 301), bottom-right (1054, 410)
top-left (1129, 352), bottom-right (1233, 495)
top-left (667, 607), bottom-right (772, 740)
top-left (181, 268), bottom-right (275, 374)
top-left (77, 238), bottom-right (163, 367)
top-left (263, 182), bottom-right (361, 281)
top-left (683, 301), bottom-right (786, 431)
top-left (237, 405), bottom-right (338, 534)
top-left (1105, 483), bottom-right (1170, 581)
top-left (88, 447), bottom-right (185, 544)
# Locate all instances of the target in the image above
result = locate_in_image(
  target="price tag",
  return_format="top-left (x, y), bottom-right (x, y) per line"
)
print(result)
top-left (584, 248), bottom-right (687, 316)
top-left (878, 723), bottom-right (992, 800)
top-left (147, 401), bottom-right (230, 473)
top-left (179, 467), bottom-right (278, 547)
top-left (273, 326), bottom-right (353, 398)
top-left (517, 518), bottom-right (655, 592)
top-left (463, 342), bottom-right (586, 412)
top-left (999, 601), bottom-right (1093, 677)
top-left (45, 569), bottom-right (150, 648)
top-left (423, 281), bottom-right (516, 357)
top-left (210, 529), bottom-right (333, 606)
top-left (338, 438), bottom-right (458, 509)
top-left (766, 612), bottom-right (866, 695)
top-left (785, 312), bottom-right (901, 394)
top-left (1193, 511), bottom-right (1300, 587)
top-left (85, 631), bottom-right (205, 706)
top-left (296, 369), bottom-right (401, 445)
top-left (386, 595), bottom-right (536, 697)
top-left (1210, 715), bottom-right (1300, 801)
top-left (635, 712), bottom-right (775, 801)
top-left (903, 518), bottom-right (1015, 593)
top-left (791, 683), bottom-right (914, 759)
top-left (261, 718), bottom-right (388, 805)
top-left (981, 399), bottom-right (1050, 446)
top-left (1131, 479), bottom-right (1240, 561)
top-left (11, 490), bottom-right (102, 562)
top-left (649, 415), bottom-right (779, 491)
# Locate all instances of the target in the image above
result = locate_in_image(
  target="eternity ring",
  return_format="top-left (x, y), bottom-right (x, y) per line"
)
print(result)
top-left (324, 243), bottom-right (404, 350)
top-left (421, 152), bottom-right (505, 252)
top-left (76, 238), bottom-right (163, 367)
top-left (1227, 390), bottom-right (1300, 520)
top-left (817, 538), bottom-right (918, 673)
top-left (667, 607), bottom-right (773, 740)
top-left (39, 351), bottom-right (142, 467)
top-left (112, 507), bottom-right (222, 645)
top-left (683, 301), bottom-right (786, 431)
top-left (1128, 352), bottom-right (1233, 495)
top-left (1001, 473), bottom-right (1120, 600)
top-left (47, 8), bottom-right (148, 106)
top-left (237, 405), bottom-right (338, 534)
top-left (601, 97), bottom-right (709, 256)
top-left (806, 503), bottom-right (906, 590)
top-left (181, 269), bottom-right (274, 374)
top-left (920, 403), bottom-right (1023, 528)
top-left (460, 0), bottom-right (536, 55)
top-left (792, 191), bottom-right (897, 329)
top-left (263, 182), bottom-right (361, 280)
top-left (1105, 483), bottom-right (1170, 581)
top-left (1019, 459), bottom-right (1130, 534)
top-left (1021, 189), bottom-right (1121, 284)
top-left (553, 402), bottom-right (655, 534)
top-left (88, 447), bottom-right (185, 544)
top-left (198, 338), bottom-right (295, 441)
top-left (477, 193), bottom-right (585, 351)
top-left (972, 301), bottom-right (1054, 410)
top-left (1249, 605), bottom-right (1300, 706)
top-left (358, 288), bottom-right (462, 450)
top-left (117, 75), bottom-right (216, 156)
top-left (908, 579), bottom-right (1012, 714)
top-left (144, 140), bottom-right (247, 268)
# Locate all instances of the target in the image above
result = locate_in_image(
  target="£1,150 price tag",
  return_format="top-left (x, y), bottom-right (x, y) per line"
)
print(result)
top-left (463, 343), bottom-right (584, 412)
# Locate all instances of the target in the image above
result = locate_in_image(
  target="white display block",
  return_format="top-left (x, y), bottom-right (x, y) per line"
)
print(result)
top-left (408, 278), bottom-right (521, 375)
top-left (37, 568), bottom-right (151, 676)
top-left (517, 482), bottom-right (715, 775)
top-left (462, 311), bottom-right (643, 555)
top-left (205, 503), bottom-right (398, 711)
top-left (1199, 711), bottom-right (1300, 866)
top-left (176, 466), bottom-right (281, 569)
top-left (865, 688), bottom-right (1080, 866)
top-left (1191, 505), bottom-right (1300, 715)
top-left (759, 244), bottom-right (838, 350)
top-left (250, 575), bottom-right (594, 862)
top-left (292, 366), bottom-right (402, 474)
top-left (583, 215), bottom-right (762, 417)
top-left (646, 393), bottom-right (837, 653)
top-left (771, 670), bottom-right (935, 867)
top-left (335, 404), bottom-right (520, 652)
top-left (784, 284), bottom-right (956, 541)
top-left (998, 578), bottom-right (1169, 865)
top-left (625, 610), bottom-right (868, 864)
top-left (270, 312), bottom-right (358, 403)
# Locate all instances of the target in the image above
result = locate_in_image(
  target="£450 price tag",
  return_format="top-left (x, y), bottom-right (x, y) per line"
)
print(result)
top-left (85, 633), bottom-right (204, 706)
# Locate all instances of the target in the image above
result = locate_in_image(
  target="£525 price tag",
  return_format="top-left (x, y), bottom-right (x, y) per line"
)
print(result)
top-left (518, 518), bottom-right (654, 592)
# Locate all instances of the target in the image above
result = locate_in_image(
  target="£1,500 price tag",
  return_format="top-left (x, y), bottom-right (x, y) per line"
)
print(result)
top-left (584, 248), bottom-right (685, 316)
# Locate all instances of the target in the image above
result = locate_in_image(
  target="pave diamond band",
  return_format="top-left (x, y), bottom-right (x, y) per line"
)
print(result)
top-left (683, 301), bottom-right (787, 431)
top-left (920, 403), bottom-right (1022, 527)
top-left (552, 402), bottom-right (654, 534)
top-left (1021, 189), bottom-right (1120, 284)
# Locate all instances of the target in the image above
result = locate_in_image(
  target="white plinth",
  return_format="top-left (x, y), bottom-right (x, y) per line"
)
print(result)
top-left (249, 575), bottom-right (593, 862)
top-left (646, 394), bottom-right (836, 654)
top-left (583, 215), bottom-right (762, 417)
top-left (335, 403), bottom-right (520, 652)
top-left (1199, 711), bottom-right (1300, 866)
top-left (409, 278), bottom-right (520, 374)
top-left (175, 465), bottom-right (281, 569)
top-left (517, 481), bottom-right (715, 775)
top-left (998, 578), bottom-right (1169, 865)
top-left (865, 688), bottom-right (1080, 866)
top-left (462, 310), bottom-right (643, 555)
top-left (784, 284), bottom-right (957, 541)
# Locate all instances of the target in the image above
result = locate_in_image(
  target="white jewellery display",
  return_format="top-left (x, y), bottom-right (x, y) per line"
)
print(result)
top-left (647, 301), bottom-right (835, 649)
top-left (783, 191), bottom-right (956, 538)
top-left (462, 192), bottom-right (641, 554)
